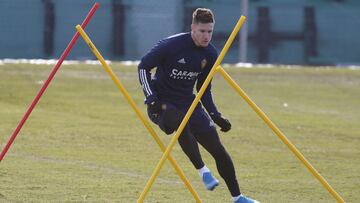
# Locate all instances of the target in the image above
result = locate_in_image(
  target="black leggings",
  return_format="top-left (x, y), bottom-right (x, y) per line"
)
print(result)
top-left (178, 127), bottom-right (241, 197)
top-left (148, 106), bottom-right (241, 196)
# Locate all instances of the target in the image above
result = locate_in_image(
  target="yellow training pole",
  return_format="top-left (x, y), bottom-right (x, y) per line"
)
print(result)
top-left (216, 66), bottom-right (345, 203)
top-left (137, 16), bottom-right (246, 202)
top-left (76, 25), bottom-right (202, 203)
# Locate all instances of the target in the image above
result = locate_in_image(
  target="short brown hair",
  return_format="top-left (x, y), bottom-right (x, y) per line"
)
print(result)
top-left (192, 8), bottom-right (214, 24)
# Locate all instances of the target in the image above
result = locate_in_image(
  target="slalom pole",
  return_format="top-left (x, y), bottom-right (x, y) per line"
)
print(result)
top-left (75, 25), bottom-right (202, 203)
top-left (216, 66), bottom-right (345, 203)
top-left (137, 16), bottom-right (246, 202)
top-left (0, 3), bottom-right (100, 162)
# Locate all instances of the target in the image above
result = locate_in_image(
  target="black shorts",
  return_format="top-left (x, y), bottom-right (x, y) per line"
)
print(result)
top-left (147, 101), bottom-right (215, 134)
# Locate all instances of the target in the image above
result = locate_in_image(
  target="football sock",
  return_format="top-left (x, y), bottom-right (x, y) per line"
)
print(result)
top-left (232, 194), bottom-right (242, 202)
top-left (198, 165), bottom-right (210, 177)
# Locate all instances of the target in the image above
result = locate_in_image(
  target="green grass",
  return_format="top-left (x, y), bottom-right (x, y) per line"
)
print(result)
top-left (0, 63), bottom-right (359, 202)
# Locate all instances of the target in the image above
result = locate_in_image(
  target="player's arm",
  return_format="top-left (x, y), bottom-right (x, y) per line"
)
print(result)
top-left (138, 40), bottom-right (168, 114)
top-left (138, 42), bottom-right (162, 104)
top-left (138, 39), bottom-right (170, 101)
top-left (197, 73), bottom-right (219, 116)
top-left (196, 55), bottom-right (231, 132)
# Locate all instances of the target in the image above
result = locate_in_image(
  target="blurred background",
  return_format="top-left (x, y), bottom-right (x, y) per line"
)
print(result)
top-left (0, 0), bottom-right (359, 65)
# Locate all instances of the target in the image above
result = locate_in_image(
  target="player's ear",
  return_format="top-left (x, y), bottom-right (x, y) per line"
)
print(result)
top-left (191, 23), bottom-right (195, 32)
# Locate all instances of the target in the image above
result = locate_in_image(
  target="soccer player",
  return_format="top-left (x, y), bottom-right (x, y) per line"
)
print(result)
top-left (138, 8), bottom-right (259, 203)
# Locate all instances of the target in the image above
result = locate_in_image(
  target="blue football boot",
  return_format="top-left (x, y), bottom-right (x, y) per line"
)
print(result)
top-left (234, 194), bottom-right (260, 203)
top-left (202, 171), bottom-right (219, 190)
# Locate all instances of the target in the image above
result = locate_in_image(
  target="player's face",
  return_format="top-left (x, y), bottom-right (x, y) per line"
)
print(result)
top-left (191, 22), bottom-right (214, 47)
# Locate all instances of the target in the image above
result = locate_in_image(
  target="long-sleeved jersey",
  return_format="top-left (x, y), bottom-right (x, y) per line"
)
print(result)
top-left (138, 32), bottom-right (220, 117)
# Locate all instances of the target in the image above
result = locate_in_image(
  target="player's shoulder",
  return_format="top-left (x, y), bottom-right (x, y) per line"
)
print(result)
top-left (166, 32), bottom-right (189, 40)
top-left (160, 32), bottom-right (190, 46)
top-left (154, 32), bottom-right (190, 53)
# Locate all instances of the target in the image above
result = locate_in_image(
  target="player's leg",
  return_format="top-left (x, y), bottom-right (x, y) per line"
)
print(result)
top-left (195, 130), bottom-right (259, 203)
top-left (152, 103), bottom-right (205, 169)
top-left (194, 128), bottom-right (241, 196)
top-left (178, 129), bottom-right (220, 191)
top-left (175, 121), bottom-right (219, 190)
top-left (190, 108), bottom-right (259, 202)
top-left (159, 104), bottom-right (221, 190)
top-left (177, 126), bottom-right (205, 169)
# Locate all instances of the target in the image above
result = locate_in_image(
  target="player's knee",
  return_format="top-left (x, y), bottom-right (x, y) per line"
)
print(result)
top-left (159, 108), bottom-right (184, 135)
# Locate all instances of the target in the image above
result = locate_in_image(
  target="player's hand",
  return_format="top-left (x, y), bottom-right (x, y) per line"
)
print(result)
top-left (147, 99), bottom-right (162, 115)
top-left (211, 115), bottom-right (231, 132)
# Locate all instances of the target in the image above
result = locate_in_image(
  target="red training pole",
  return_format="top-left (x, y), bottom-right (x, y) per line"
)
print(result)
top-left (0, 2), bottom-right (100, 162)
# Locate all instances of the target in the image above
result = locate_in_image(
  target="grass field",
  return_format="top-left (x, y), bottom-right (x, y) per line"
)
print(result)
top-left (0, 63), bottom-right (359, 202)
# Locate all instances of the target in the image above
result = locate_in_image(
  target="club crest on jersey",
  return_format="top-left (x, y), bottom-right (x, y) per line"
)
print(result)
top-left (201, 59), bottom-right (207, 69)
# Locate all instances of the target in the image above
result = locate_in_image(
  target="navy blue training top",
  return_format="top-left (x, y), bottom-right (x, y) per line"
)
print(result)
top-left (138, 32), bottom-right (220, 117)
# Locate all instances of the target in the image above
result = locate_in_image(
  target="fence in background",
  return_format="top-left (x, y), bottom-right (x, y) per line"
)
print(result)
top-left (0, 0), bottom-right (359, 65)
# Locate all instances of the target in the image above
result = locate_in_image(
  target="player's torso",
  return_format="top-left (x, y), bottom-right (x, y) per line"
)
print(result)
top-left (157, 34), bottom-right (212, 83)
top-left (163, 48), bottom-right (208, 82)
top-left (154, 33), bottom-right (215, 104)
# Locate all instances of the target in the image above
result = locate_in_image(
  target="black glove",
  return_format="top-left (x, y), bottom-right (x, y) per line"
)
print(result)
top-left (211, 114), bottom-right (231, 132)
top-left (147, 99), bottom-right (162, 116)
